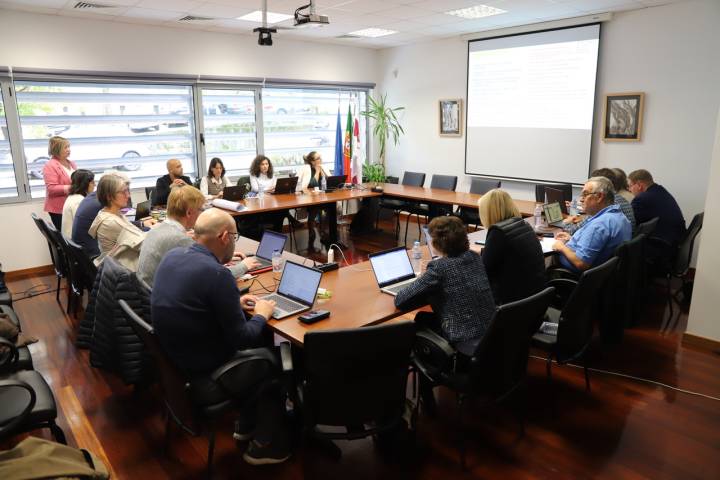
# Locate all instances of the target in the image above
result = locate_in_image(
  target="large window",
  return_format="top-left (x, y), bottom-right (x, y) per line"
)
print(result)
top-left (262, 88), bottom-right (367, 175)
top-left (0, 83), bottom-right (20, 199)
top-left (15, 81), bottom-right (196, 196)
top-left (200, 88), bottom-right (257, 179)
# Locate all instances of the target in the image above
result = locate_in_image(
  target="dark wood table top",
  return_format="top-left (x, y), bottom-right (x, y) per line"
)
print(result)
top-left (370, 182), bottom-right (538, 216)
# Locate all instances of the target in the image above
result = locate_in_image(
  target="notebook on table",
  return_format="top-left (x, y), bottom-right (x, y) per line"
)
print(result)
top-left (271, 176), bottom-right (299, 194)
top-left (260, 260), bottom-right (323, 319)
top-left (246, 230), bottom-right (288, 273)
top-left (369, 246), bottom-right (417, 296)
top-left (542, 202), bottom-right (565, 228)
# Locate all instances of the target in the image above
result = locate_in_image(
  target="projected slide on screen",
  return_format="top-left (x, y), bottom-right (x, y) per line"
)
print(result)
top-left (465, 24), bottom-right (600, 185)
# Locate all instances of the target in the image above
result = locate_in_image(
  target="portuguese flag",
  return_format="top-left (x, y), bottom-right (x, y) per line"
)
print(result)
top-left (342, 104), bottom-right (353, 182)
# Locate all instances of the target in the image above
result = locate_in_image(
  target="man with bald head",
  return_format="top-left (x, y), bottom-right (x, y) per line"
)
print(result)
top-left (153, 158), bottom-right (193, 206)
top-left (152, 209), bottom-right (290, 464)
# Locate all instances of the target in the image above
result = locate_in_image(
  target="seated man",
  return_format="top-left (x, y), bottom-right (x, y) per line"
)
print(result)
top-left (563, 168), bottom-right (636, 235)
top-left (137, 186), bottom-right (259, 286)
top-left (553, 176), bottom-right (631, 273)
top-left (152, 209), bottom-right (289, 465)
top-left (154, 158), bottom-right (193, 206)
top-left (628, 169), bottom-right (685, 247)
top-left (71, 189), bottom-right (102, 258)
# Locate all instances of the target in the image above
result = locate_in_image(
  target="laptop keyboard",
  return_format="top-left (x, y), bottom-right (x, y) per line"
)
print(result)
top-left (385, 280), bottom-right (414, 295)
top-left (264, 294), bottom-right (304, 315)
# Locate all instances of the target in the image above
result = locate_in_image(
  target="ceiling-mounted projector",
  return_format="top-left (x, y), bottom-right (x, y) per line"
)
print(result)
top-left (294, 1), bottom-right (329, 28)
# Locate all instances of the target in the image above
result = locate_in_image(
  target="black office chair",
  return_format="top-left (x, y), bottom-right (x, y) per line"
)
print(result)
top-left (457, 178), bottom-right (501, 229)
top-left (51, 232), bottom-right (88, 318)
top-left (535, 183), bottom-right (573, 203)
top-left (145, 186), bottom-right (156, 205)
top-left (413, 287), bottom-right (555, 468)
top-left (0, 370), bottom-right (66, 444)
top-left (532, 257), bottom-right (619, 394)
top-left (119, 299), bottom-right (289, 478)
top-left (236, 175), bottom-right (251, 191)
top-left (0, 306), bottom-right (33, 373)
top-left (298, 321), bottom-right (415, 459)
top-left (403, 174), bottom-right (457, 244)
top-left (376, 171), bottom-right (426, 239)
top-left (635, 216), bottom-right (659, 237)
top-left (31, 213), bottom-right (67, 308)
top-left (600, 234), bottom-right (645, 340)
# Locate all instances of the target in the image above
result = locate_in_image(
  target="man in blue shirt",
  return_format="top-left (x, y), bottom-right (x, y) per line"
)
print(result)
top-left (71, 191), bottom-right (102, 257)
top-left (152, 208), bottom-right (289, 465)
top-left (553, 176), bottom-right (631, 273)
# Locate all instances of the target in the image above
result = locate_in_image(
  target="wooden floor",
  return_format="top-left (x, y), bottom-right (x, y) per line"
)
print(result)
top-left (5, 219), bottom-right (720, 479)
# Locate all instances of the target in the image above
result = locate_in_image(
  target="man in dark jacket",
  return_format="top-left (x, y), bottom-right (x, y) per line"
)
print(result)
top-left (152, 209), bottom-right (289, 465)
top-left (153, 158), bottom-right (192, 206)
top-left (628, 169), bottom-right (685, 247)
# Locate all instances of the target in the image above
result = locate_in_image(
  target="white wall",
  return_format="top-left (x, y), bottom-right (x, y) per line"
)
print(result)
top-left (687, 106), bottom-right (720, 342)
top-left (0, 9), bottom-right (380, 272)
top-left (377, 0), bottom-right (720, 218)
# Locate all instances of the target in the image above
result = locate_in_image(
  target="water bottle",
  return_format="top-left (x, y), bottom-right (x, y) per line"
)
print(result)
top-left (320, 175), bottom-right (327, 192)
top-left (272, 249), bottom-right (283, 280)
top-left (411, 241), bottom-right (422, 273)
top-left (257, 186), bottom-right (264, 199)
top-left (534, 204), bottom-right (543, 228)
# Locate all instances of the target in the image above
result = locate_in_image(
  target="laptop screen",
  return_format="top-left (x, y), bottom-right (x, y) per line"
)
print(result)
top-left (369, 248), bottom-right (415, 288)
top-left (256, 230), bottom-right (287, 260)
top-left (422, 226), bottom-right (439, 258)
top-left (545, 187), bottom-right (568, 214)
top-left (277, 261), bottom-right (322, 306)
top-left (543, 202), bottom-right (563, 224)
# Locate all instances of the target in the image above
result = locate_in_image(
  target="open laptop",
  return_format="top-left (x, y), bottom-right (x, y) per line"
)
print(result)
top-left (421, 225), bottom-right (439, 259)
top-left (246, 230), bottom-right (288, 273)
top-left (369, 246), bottom-right (417, 296)
top-left (545, 187), bottom-right (568, 214)
top-left (260, 261), bottom-right (323, 319)
top-left (134, 200), bottom-right (150, 221)
top-left (542, 202), bottom-right (565, 228)
top-left (222, 185), bottom-right (246, 202)
top-left (271, 176), bottom-right (299, 194)
top-left (325, 175), bottom-right (346, 192)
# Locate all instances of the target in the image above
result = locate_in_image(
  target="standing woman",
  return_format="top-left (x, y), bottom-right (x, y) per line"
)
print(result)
top-left (200, 157), bottom-right (231, 198)
top-left (296, 151), bottom-right (329, 249)
top-left (43, 136), bottom-right (77, 230)
top-left (249, 155), bottom-right (277, 193)
top-left (61, 169), bottom-right (95, 238)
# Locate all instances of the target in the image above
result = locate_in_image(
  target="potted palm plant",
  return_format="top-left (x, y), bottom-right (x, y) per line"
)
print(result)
top-left (361, 93), bottom-right (405, 167)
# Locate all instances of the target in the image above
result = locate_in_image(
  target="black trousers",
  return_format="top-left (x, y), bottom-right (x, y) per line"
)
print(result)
top-left (48, 212), bottom-right (62, 231)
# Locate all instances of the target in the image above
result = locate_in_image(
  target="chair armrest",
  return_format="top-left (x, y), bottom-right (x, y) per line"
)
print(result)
top-left (0, 337), bottom-right (19, 370)
top-left (279, 342), bottom-right (293, 374)
top-left (547, 278), bottom-right (579, 310)
top-left (547, 278), bottom-right (579, 289)
top-left (0, 378), bottom-right (36, 436)
top-left (646, 235), bottom-right (672, 249)
top-left (210, 347), bottom-right (278, 383)
top-left (546, 266), bottom-right (580, 281)
top-left (412, 328), bottom-right (458, 382)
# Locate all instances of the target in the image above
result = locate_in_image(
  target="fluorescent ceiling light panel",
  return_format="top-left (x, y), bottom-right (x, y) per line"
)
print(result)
top-left (237, 10), bottom-right (293, 24)
top-left (445, 5), bottom-right (507, 19)
top-left (348, 28), bottom-right (397, 38)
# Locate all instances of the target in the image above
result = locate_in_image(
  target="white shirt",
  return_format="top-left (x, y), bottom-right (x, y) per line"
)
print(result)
top-left (61, 194), bottom-right (84, 238)
top-left (250, 173), bottom-right (277, 193)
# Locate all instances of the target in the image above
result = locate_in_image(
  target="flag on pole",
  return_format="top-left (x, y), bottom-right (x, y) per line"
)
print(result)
top-left (342, 104), bottom-right (353, 182)
top-left (333, 107), bottom-right (343, 176)
top-left (351, 113), bottom-right (364, 184)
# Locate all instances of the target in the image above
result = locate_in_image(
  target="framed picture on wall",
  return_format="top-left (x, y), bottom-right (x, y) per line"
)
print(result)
top-left (439, 99), bottom-right (462, 136)
top-left (602, 92), bottom-right (645, 141)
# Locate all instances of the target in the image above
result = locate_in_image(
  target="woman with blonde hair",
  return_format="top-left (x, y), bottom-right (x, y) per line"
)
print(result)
top-left (296, 151), bottom-right (331, 250)
top-left (43, 136), bottom-right (77, 230)
top-left (477, 189), bottom-right (546, 305)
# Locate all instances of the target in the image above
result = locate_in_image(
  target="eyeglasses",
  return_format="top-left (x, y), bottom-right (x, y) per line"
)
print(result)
top-left (225, 231), bottom-right (240, 242)
top-left (578, 191), bottom-right (598, 199)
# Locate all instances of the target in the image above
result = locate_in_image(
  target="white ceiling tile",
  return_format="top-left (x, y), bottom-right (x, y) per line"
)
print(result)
top-left (412, 12), bottom-right (468, 26)
top-left (0, 3), bottom-right (62, 14)
top-left (412, 0), bottom-right (481, 13)
top-left (376, 19), bottom-right (428, 32)
top-left (374, 4), bottom-right (436, 20)
top-left (562, 0), bottom-right (643, 12)
top-left (0, 0), bottom-right (67, 7)
top-left (121, 6), bottom-right (180, 20)
top-left (187, 3), bottom-right (253, 19)
top-left (136, 0), bottom-right (203, 13)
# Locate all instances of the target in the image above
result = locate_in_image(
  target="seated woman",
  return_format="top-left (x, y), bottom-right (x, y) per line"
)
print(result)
top-left (200, 157), bottom-right (231, 198)
top-left (249, 154), bottom-right (277, 194)
top-left (395, 216), bottom-right (495, 345)
top-left (478, 189), bottom-right (546, 305)
top-left (61, 169), bottom-right (95, 238)
top-left (296, 151), bottom-right (332, 250)
top-left (89, 172), bottom-right (149, 270)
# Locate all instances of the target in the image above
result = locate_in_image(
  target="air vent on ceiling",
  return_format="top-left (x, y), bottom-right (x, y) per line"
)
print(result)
top-left (74, 1), bottom-right (115, 9)
top-left (178, 15), bottom-right (214, 21)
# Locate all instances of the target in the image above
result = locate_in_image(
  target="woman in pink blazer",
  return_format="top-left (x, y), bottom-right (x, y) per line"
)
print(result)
top-left (43, 136), bottom-right (77, 230)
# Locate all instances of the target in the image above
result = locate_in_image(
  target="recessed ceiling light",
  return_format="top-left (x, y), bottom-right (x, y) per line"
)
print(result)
top-left (445, 5), bottom-right (507, 19)
top-left (237, 10), bottom-right (293, 24)
top-left (347, 28), bottom-right (397, 38)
